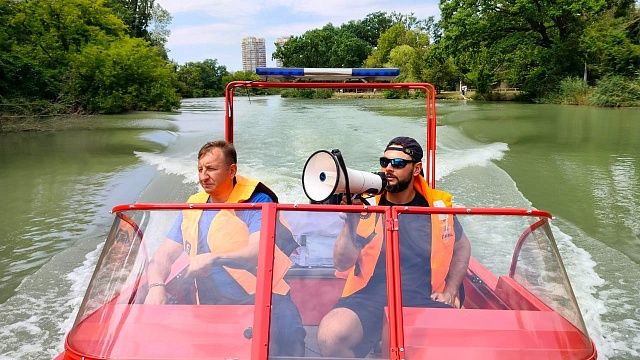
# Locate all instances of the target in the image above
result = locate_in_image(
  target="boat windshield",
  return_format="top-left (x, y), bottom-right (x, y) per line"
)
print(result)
top-left (66, 203), bottom-right (592, 360)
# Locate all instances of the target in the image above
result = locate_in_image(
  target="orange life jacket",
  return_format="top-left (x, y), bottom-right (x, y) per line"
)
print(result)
top-left (181, 175), bottom-right (292, 296)
top-left (340, 175), bottom-right (455, 297)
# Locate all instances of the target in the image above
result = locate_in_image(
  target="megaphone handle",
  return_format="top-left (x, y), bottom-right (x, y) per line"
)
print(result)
top-left (331, 149), bottom-right (352, 205)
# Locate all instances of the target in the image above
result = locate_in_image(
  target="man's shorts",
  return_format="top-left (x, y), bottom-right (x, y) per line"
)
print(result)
top-left (333, 293), bottom-right (387, 358)
top-left (334, 293), bottom-right (452, 358)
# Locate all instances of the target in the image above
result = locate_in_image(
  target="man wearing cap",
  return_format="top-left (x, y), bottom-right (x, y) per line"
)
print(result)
top-left (317, 136), bottom-right (471, 358)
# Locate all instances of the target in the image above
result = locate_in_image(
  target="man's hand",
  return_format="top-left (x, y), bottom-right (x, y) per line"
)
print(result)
top-left (339, 194), bottom-right (364, 205)
top-left (186, 253), bottom-right (216, 277)
top-left (431, 291), bottom-right (457, 307)
top-left (144, 286), bottom-right (167, 304)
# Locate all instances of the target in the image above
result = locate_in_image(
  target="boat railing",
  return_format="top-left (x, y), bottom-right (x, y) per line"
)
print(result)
top-left (63, 203), bottom-right (592, 360)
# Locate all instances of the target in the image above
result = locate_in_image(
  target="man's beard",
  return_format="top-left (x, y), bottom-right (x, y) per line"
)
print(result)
top-left (386, 175), bottom-right (412, 193)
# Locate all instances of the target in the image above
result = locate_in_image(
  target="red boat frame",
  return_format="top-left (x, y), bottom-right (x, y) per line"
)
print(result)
top-left (225, 81), bottom-right (439, 188)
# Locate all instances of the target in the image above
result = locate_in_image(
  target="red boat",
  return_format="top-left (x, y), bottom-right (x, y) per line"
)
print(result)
top-left (56, 69), bottom-right (597, 360)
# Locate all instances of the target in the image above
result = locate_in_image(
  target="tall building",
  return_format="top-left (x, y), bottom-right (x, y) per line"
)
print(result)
top-left (241, 37), bottom-right (266, 72)
top-left (274, 36), bottom-right (291, 67)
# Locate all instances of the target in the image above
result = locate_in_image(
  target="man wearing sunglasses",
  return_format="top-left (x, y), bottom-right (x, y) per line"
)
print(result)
top-left (317, 136), bottom-right (471, 358)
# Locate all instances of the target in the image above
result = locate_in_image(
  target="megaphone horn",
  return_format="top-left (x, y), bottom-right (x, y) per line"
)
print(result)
top-left (302, 149), bottom-right (387, 203)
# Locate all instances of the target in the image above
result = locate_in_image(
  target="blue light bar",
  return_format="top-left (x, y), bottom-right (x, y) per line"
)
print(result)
top-left (352, 68), bottom-right (400, 77)
top-left (255, 67), bottom-right (400, 80)
top-left (256, 68), bottom-right (304, 77)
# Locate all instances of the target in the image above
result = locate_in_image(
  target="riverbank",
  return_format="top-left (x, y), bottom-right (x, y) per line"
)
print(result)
top-left (0, 115), bottom-right (87, 132)
top-left (331, 90), bottom-right (473, 100)
top-left (331, 89), bottom-right (523, 101)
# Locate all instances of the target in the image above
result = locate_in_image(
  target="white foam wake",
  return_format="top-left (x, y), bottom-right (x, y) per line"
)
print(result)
top-left (436, 142), bottom-right (509, 180)
top-left (134, 151), bottom-right (197, 185)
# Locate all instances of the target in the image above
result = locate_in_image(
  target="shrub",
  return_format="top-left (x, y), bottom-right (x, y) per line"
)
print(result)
top-left (540, 77), bottom-right (590, 105)
top-left (589, 75), bottom-right (640, 107)
top-left (280, 89), bottom-right (333, 99)
top-left (63, 37), bottom-right (180, 113)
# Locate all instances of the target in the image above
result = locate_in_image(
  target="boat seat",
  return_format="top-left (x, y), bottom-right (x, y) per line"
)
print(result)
top-left (286, 267), bottom-right (345, 325)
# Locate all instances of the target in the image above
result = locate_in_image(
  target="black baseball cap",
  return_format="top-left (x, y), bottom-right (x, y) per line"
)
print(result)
top-left (385, 136), bottom-right (423, 162)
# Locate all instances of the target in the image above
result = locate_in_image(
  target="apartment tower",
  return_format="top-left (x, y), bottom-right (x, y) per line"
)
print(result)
top-left (274, 36), bottom-right (291, 67)
top-left (241, 37), bottom-right (266, 72)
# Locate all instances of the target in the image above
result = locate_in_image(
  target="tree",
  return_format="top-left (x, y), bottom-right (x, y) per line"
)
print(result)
top-left (423, 43), bottom-right (460, 92)
top-left (63, 37), bottom-right (180, 113)
top-left (387, 45), bottom-right (422, 82)
top-left (147, 4), bottom-right (171, 50)
top-left (438, 0), bottom-right (638, 98)
top-left (3, 0), bottom-right (126, 100)
top-left (273, 24), bottom-right (370, 68)
top-left (2, 0), bottom-right (180, 113)
top-left (364, 23), bottom-right (430, 70)
top-left (10, 0), bottom-right (126, 69)
top-left (104, 0), bottom-right (154, 39)
top-left (103, 0), bottom-right (171, 59)
top-left (581, 10), bottom-right (640, 79)
top-left (176, 59), bottom-right (229, 98)
top-left (340, 11), bottom-right (395, 47)
top-left (329, 30), bottom-right (370, 67)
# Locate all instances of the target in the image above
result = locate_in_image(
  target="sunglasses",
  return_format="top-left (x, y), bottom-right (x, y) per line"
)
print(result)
top-left (379, 157), bottom-right (416, 169)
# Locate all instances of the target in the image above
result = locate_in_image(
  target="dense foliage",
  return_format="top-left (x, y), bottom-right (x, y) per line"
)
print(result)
top-left (437, 0), bottom-right (640, 100)
top-left (274, 6), bottom-right (639, 105)
top-left (2, 3), bottom-right (640, 116)
top-left (176, 59), bottom-right (229, 98)
top-left (0, 0), bottom-right (178, 114)
top-left (63, 37), bottom-right (180, 112)
top-left (273, 12), bottom-right (400, 68)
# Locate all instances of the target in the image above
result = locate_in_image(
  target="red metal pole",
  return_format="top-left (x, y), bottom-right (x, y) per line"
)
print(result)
top-left (251, 203), bottom-right (277, 360)
top-left (387, 207), bottom-right (404, 360)
top-left (224, 82), bottom-right (238, 143)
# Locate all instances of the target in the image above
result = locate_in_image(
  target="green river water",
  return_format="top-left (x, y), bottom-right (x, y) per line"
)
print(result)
top-left (0, 97), bottom-right (638, 359)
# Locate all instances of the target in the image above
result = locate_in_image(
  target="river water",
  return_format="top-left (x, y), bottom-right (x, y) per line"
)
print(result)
top-left (0, 97), bottom-right (638, 359)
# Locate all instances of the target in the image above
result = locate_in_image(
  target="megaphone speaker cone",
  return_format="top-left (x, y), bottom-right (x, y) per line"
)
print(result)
top-left (302, 150), bottom-right (389, 202)
top-left (302, 150), bottom-right (341, 202)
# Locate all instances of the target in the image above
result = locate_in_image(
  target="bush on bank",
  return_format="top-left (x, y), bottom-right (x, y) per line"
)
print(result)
top-left (542, 75), bottom-right (640, 107)
top-left (542, 77), bottom-right (590, 105)
top-left (1, 0), bottom-right (180, 116)
top-left (280, 89), bottom-right (334, 99)
top-left (589, 75), bottom-right (640, 107)
top-left (63, 38), bottom-right (180, 113)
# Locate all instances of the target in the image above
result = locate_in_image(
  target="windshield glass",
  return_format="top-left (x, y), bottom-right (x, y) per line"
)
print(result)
top-left (69, 208), bottom-right (264, 359)
top-left (397, 210), bottom-right (591, 360)
top-left (67, 205), bottom-right (591, 360)
top-left (275, 210), bottom-right (389, 359)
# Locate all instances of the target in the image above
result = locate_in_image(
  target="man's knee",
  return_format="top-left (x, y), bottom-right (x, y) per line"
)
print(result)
top-left (317, 307), bottom-right (362, 356)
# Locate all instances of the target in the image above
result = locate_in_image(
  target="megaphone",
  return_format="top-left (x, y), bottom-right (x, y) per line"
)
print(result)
top-left (302, 149), bottom-right (387, 203)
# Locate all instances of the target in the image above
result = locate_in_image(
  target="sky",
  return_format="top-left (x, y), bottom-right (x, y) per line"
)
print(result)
top-left (155, 0), bottom-right (440, 71)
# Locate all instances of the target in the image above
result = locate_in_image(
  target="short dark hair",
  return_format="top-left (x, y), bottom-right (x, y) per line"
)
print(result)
top-left (198, 140), bottom-right (237, 164)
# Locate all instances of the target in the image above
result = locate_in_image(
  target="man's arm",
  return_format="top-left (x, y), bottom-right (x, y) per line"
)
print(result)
top-left (144, 239), bottom-right (184, 304)
top-left (187, 198), bottom-right (268, 277)
top-left (187, 231), bottom-right (260, 277)
top-left (333, 214), bottom-right (362, 272)
top-left (431, 232), bottom-right (471, 306)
